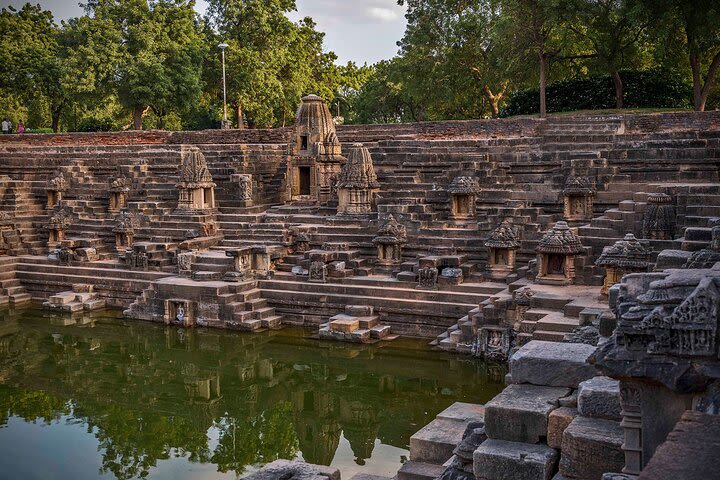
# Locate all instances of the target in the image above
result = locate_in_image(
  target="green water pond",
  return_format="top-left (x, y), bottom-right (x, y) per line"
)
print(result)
top-left (0, 307), bottom-right (505, 480)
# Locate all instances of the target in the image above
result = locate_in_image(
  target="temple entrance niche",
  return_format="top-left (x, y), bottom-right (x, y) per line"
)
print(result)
top-left (287, 95), bottom-right (346, 204)
top-left (535, 221), bottom-right (586, 285)
top-left (448, 176), bottom-right (480, 221)
top-left (175, 145), bottom-right (216, 214)
top-left (563, 176), bottom-right (595, 222)
top-left (108, 177), bottom-right (130, 213)
top-left (336, 143), bottom-right (379, 215)
top-left (299, 167), bottom-right (312, 196)
top-left (47, 174), bottom-right (68, 209)
top-left (595, 233), bottom-right (651, 296)
top-left (163, 299), bottom-right (195, 327)
top-left (484, 218), bottom-right (520, 279)
top-left (372, 216), bottom-right (407, 267)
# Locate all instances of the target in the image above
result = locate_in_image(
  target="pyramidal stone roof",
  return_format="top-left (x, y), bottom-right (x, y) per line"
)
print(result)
top-left (485, 219), bottom-right (520, 249)
top-left (337, 143), bottom-right (379, 189)
top-left (563, 176), bottom-right (596, 195)
top-left (373, 215), bottom-right (407, 245)
top-left (177, 145), bottom-right (214, 186)
top-left (595, 233), bottom-right (651, 269)
top-left (536, 221), bottom-right (585, 255)
top-left (295, 94), bottom-right (338, 144)
top-left (447, 176), bottom-right (481, 194)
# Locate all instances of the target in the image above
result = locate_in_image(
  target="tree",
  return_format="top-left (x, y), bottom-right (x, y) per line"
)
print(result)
top-left (562, 0), bottom-right (651, 109)
top-left (84, 0), bottom-right (206, 130)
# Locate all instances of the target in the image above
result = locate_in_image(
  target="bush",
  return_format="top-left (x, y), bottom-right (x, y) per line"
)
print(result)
top-left (500, 70), bottom-right (692, 117)
top-left (75, 117), bottom-right (115, 132)
top-left (24, 128), bottom-right (54, 134)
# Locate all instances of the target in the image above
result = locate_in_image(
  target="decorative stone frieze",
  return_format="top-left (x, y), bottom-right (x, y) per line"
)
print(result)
top-left (230, 173), bottom-right (253, 207)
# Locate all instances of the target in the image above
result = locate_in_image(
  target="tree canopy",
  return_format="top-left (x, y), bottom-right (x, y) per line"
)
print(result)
top-left (0, 0), bottom-right (717, 131)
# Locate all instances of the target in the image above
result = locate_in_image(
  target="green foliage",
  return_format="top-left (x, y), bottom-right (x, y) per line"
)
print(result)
top-left (501, 70), bottom-right (692, 116)
top-left (76, 117), bottom-right (115, 132)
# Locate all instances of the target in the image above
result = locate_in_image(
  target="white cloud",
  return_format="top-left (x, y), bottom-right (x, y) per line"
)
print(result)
top-left (368, 7), bottom-right (400, 22)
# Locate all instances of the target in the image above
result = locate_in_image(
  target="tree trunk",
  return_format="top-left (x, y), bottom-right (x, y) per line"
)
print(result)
top-left (539, 52), bottom-right (548, 117)
top-left (691, 52), bottom-right (720, 112)
top-left (132, 105), bottom-right (145, 130)
top-left (51, 110), bottom-right (61, 133)
top-left (484, 83), bottom-right (508, 118)
top-left (235, 103), bottom-right (244, 129)
top-left (611, 70), bottom-right (624, 109)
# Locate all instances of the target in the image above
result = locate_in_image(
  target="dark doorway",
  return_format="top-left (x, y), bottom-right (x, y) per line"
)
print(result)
top-left (300, 134), bottom-right (308, 150)
top-left (299, 167), bottom-right (311, 195)
top-left (547, 254), bottom-right (565, 275)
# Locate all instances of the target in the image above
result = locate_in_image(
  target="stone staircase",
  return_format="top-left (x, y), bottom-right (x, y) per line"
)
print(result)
top-left (42, 284), bottom-right (106, 312)
top-left (0, 256), bottom-right (31, 306)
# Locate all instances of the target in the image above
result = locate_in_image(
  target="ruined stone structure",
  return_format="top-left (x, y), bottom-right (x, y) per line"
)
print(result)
top-left (0, 100), bottom-right (718, 349)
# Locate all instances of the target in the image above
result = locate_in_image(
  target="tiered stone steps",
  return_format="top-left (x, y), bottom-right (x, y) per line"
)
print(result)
top-left (318, 305), bottom-right (396, 343)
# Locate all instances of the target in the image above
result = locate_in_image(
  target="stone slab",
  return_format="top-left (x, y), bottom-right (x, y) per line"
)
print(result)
top-left (638, 411), bottom-right (720, 480)
top-left (484, 384), bottom-right (570, 443)
top-left (410, 418), bottom-right (469, 465)
top-left (241, 460), bottom-right (339, 480)
top-left (547, 407), bottom-right (578, 449)
top-left (473, 439), bottom-right (558, 480)
top-left (577, 376), bottom-right (621, 421)
top-left (397, 460), bottom-right (446, 480)
top-left (559, 416), bottom-right (624, 480)
top-left (329, 317), bottom-right (359, 333)
top-left (510, 340), bottom-right (597, 388)
top-left (436, 402), bottom-right (485, 422)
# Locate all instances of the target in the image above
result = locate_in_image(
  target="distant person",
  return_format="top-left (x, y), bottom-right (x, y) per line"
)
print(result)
top-left (1, 118), bottom-right (9, 134)
top-left (17, 120), bottom-right (24, 134)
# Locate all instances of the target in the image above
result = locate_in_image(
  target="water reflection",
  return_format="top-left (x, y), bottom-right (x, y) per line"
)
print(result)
top-left (0, 308), bottom-right (505, 479)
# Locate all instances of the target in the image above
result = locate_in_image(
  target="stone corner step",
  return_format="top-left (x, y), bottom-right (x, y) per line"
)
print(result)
top-left (397, 461), bottom-right (445, 480)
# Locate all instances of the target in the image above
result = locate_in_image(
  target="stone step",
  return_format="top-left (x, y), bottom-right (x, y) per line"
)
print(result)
top-left (397, 461), bottom-right (445, 480)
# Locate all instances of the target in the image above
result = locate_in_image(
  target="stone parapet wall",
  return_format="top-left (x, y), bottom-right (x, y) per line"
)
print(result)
top-left (0, 127), bottom-right (293, 147)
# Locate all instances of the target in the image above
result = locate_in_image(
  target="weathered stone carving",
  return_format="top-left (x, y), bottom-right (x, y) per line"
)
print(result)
top-left (177, 251), bottom-right (196, 277)
top-left (230, 173), bottom-right (253, 206)
top-left (44, 206), bottom-right (73, 248)
top-left (484, 218), bottom-right (520, 279)
top-left (513, 286), bottom-right (535, 324)
top-left (563, 176), bottom-right (595, 221)
top-left (308, 261), bottom-right (327, 283)
top-left (47, 173), bottom-right (68, 208)
top-left (175, 145), bottom-right (216, 214)
top-left (373, 215), bottom-right (407, 266)
top-left (112, 211), bottom-right (136, 252)
top-left (641, 193), bottom-right (676, 240)
top-left (683, 225), bottom-right (720, 269)
top-left (595, 233), bottom-right (651, 295)
top-left (478, 327), bottom-right (512, 361)
top-left (287, 94), bottom-right (346, 203)
top-left (447, 176), bottom-right (480, 221)
top-left (108, 177), bottom-right (130, 212)
top-left (535, 221), bottom-right (585, 285)
top-left (336, 143), bottom-right (379, 215)
top-left (293, 232), bottom-right (311, 254)
top-left (417, 266), bottom-right (438, 290)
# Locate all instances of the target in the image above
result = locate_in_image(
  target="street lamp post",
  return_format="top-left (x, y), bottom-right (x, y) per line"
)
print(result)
top-left (218, 43), bottom-right (230, 129)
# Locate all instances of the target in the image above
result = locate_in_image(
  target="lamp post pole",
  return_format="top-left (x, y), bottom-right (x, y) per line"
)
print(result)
top-left (219, 43), bottom-right (229, 129)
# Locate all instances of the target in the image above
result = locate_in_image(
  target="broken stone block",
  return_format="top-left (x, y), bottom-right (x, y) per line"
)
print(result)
top-left (484, 384), bottom-right (570, 443)
top-left (559, 416), bottom-right (624, 480)
top-left (654, 249), bottom-right (692, 271)
top-left (240, 460), bottom-right (339, 480)
top-left (510, 340), bottom-right (597, 388)
top-left (410, 402), bottom-right (484, 465)
top-left (577, 376), bottom-right (621, 420)
top-left (473, 439), bottom-right (558, 480)
top-left (547, 407), bottom-right (577, 449)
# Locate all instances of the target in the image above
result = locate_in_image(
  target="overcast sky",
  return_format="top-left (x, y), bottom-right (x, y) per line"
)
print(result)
top-left (0, 0), bottom-right (407, 64)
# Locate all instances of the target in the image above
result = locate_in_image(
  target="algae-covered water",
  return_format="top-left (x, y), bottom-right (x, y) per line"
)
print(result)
top-left (0, 307), bottom-right (505, 480)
